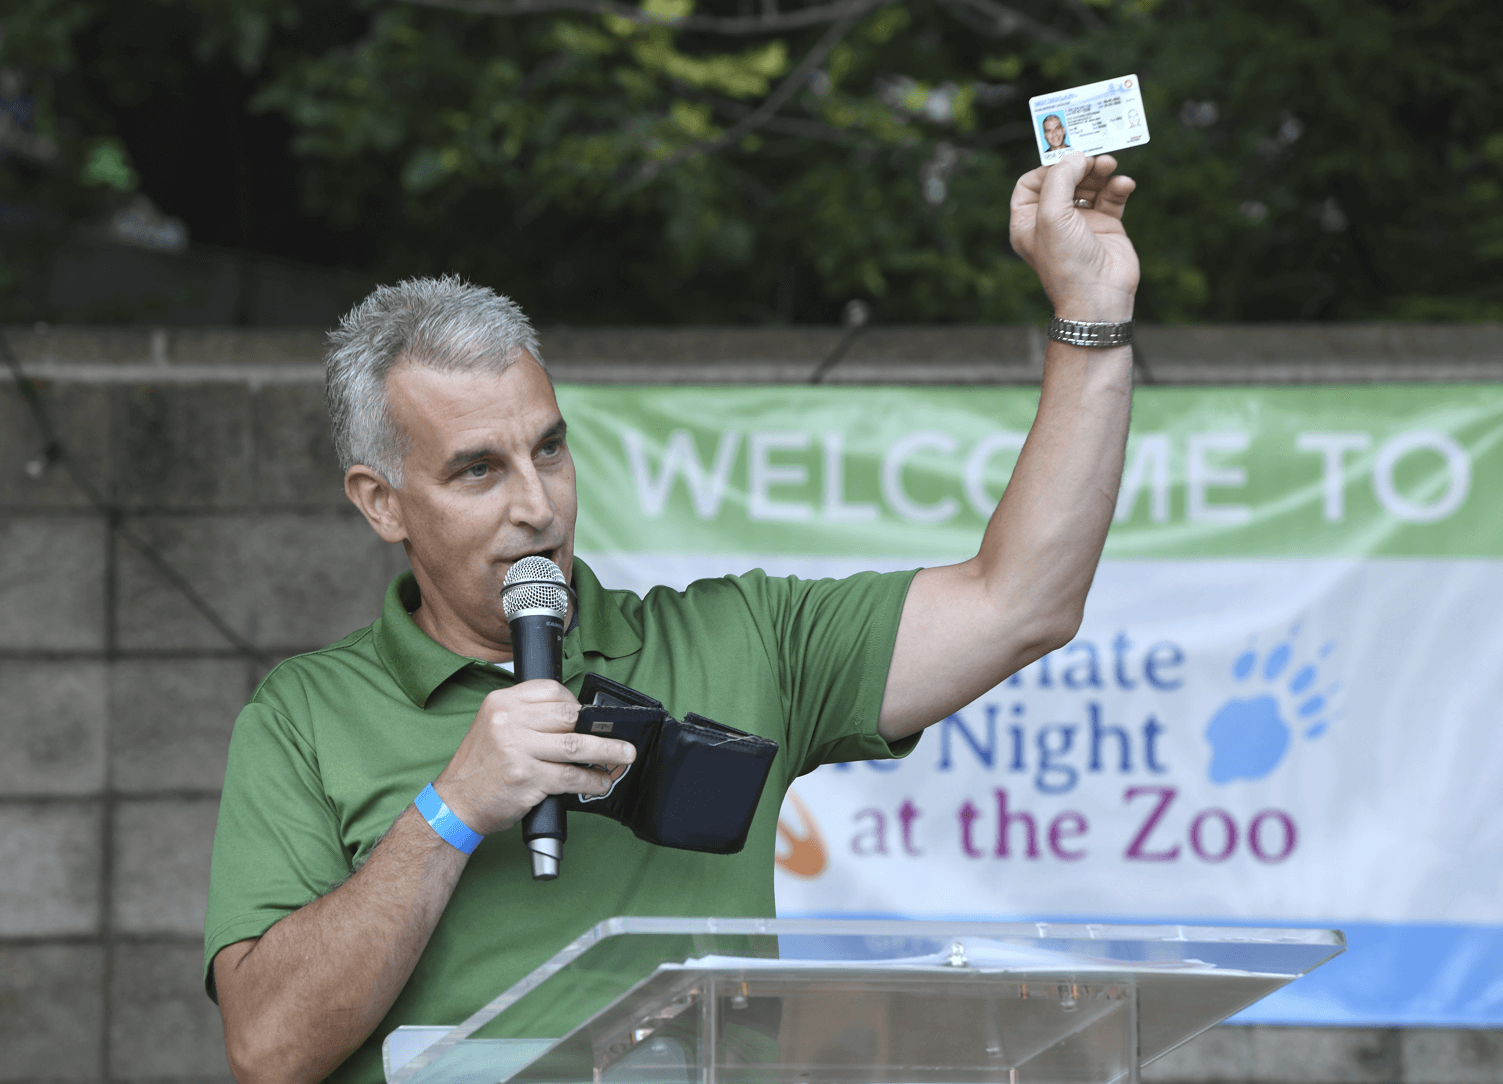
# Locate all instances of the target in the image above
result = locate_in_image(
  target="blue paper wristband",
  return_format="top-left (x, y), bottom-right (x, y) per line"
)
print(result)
top-left (414, 783), bottom-right (485, 855)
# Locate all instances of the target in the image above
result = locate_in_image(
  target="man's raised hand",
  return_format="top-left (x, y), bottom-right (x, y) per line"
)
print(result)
top-left (435, 679), bottom-right (635, 837)
top-left (1009, 154), bottom-right (1139, 324)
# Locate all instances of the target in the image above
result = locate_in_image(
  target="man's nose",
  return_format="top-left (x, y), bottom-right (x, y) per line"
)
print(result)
top-left (508, 462), bottom-right (556, 530)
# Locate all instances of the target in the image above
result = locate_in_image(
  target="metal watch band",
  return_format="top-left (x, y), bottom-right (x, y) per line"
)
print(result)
top-left (1047, 315), bottom-right (1135, 348)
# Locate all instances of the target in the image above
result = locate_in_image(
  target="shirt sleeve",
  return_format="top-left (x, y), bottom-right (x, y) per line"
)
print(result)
top-left (202, 699), bottom-right (351, 1000)
top-left (743, 568), bottom-right (922, 775)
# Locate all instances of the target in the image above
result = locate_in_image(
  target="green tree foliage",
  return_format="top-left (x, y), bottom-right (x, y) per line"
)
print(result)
top-left (2, 0), bottom-right (1500, 323)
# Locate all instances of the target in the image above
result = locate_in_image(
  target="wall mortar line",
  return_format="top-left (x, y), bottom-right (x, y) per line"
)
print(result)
top-left (100, 502), bottom-right (120, 1084)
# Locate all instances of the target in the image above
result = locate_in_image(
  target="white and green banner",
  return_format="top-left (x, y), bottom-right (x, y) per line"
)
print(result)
top-left (560, 384), bottom-right (1503, 1027)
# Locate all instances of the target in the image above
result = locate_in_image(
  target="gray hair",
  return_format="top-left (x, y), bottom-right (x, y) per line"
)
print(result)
top-left (325, 275), bottom-right (545, 487)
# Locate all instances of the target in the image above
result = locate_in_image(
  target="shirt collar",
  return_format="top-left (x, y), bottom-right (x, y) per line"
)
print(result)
top-left (569, 556), bottom-right (642, 662)
top-left (373, 556), bottom-right (642, 708)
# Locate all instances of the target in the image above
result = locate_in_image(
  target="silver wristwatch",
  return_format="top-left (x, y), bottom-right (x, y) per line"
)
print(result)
top-left (1047, 315), bottom-right (1134, 348)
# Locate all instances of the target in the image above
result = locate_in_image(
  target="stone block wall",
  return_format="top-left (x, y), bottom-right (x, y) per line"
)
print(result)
top-left (0, 324), bottom-right (1498, 1084)
top-left (0, 329), bottom-right (407, 1083)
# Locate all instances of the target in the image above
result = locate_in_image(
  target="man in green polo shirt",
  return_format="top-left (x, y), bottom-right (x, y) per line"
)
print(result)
top-left (208, 154), bottom-right (1141, 1084)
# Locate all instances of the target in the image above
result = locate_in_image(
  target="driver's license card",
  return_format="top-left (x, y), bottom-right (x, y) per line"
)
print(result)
top-left (1028, 75), bottom-right (1150, 166)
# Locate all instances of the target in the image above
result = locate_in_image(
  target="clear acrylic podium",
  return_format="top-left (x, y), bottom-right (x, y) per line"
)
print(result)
top-left (385, 918), bottom-right (1344, 1084)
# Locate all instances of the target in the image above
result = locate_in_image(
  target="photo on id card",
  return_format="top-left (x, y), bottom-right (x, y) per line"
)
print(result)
top-left (1028, 74), bottom-right (1150, 166)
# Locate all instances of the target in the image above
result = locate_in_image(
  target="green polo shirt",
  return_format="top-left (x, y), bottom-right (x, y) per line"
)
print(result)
top-left (205, 557), bottom-right (917, 1084)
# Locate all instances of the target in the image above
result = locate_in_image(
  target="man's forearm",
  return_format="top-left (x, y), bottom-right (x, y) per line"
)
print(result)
top-left (879, 156), bottom-right (1142, 739)
top-left (878, 337), bottom-right (1132, 737)
top-left (977, 337), bottom-right (1133, 641)
top-left (216, 807), bottom-right (468, 1084)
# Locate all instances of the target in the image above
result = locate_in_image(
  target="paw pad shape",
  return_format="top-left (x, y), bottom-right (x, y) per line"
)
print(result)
top-left (1206, 635), bottom-right (1336, 784)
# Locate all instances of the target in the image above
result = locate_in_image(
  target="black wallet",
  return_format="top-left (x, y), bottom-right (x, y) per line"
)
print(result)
top-left (564, 673), bottom-right (779, 855)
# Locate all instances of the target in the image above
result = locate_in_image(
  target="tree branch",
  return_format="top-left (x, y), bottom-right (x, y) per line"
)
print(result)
top-left (697, 89), bottom-right (858, 144)
top-left (404, 0), bottom-right (881, 35)
top-left (934, 0), bottom-right (1066, 43)
top-left (1062, 0), bottom-right (1106, 34)
top-left (659, 1), bottom-right (873, 163)
top-left (401, 0), bottom-right (1060, 38)
top-left (514, 50), bottom-right (572, 95)
top-left (758, 114), bottom-right (856, 142)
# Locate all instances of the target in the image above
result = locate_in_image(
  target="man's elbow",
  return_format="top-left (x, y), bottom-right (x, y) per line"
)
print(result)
top-left (224, 1025), bottom-right (292, 1084)
top-left (224, 1031), bottom-right (326, 1084)
top-left (223, 1026), bottom-right (269, 1084)
top-left (215, 954), bottom-right (283, 1084)
top-left (224, 1034), bottom-right (262, 1084)
top-left (978, 567), bottom-right (1087, 669)
top-left (1015, 606), bottom-right (1084, 665)
top-left (221, 999), bottom-right (334, 1084)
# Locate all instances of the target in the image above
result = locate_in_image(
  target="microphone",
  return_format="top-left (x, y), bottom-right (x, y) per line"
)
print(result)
top-left (502, 555), bottom-right (570, 881)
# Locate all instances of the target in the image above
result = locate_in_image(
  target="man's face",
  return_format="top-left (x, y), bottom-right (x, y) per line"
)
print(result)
top-left (383, 354), bottom-right (577, 649)
top-left (1043, 116), bottom-right (1065, 149)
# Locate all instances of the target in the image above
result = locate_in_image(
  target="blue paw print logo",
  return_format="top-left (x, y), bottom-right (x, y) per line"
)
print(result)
top-left (1206, 629), bottom-right (1339, 784)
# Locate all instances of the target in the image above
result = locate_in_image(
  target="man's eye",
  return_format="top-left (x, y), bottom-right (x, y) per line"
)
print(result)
top-left (464, 463), bottom-right (489, 477)
top-left (540, 440), bottom-right (562, 456)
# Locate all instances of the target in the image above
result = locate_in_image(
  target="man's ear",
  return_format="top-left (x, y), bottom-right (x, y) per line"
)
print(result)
top-left (345, 465), bottom-right (408, 544)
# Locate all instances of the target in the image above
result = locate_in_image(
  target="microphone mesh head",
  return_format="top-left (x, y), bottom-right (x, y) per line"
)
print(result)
top-left (502, 555), bottom-right (569, 620)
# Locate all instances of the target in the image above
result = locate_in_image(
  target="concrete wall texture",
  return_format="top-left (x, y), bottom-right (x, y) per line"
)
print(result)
top-left (1, 323), bottom-right (1500, 1084)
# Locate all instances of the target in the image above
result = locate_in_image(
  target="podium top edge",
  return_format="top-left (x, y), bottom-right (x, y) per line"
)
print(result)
top-left (581, 916), bottom-right (1345, 947)
top-left (394, 918), bottom-right (1344, 1083)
